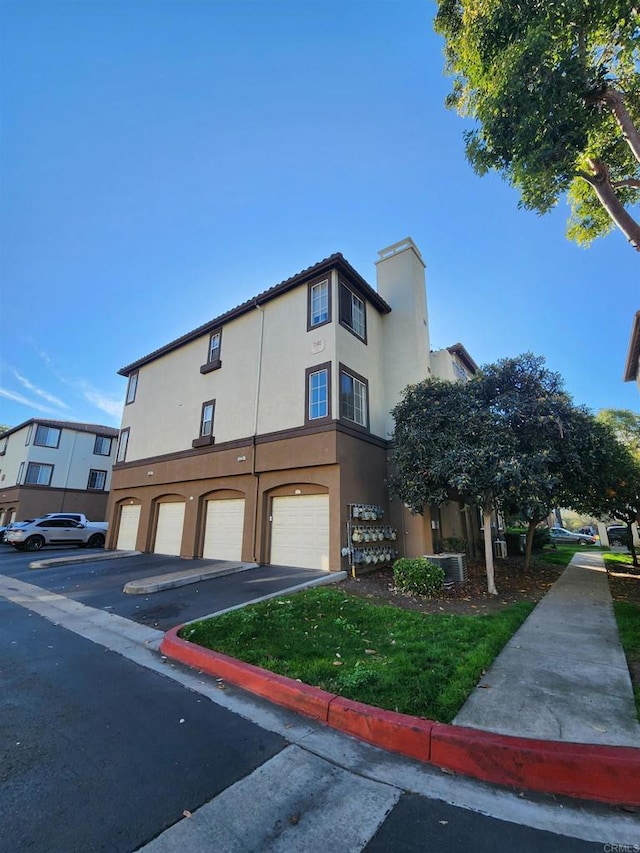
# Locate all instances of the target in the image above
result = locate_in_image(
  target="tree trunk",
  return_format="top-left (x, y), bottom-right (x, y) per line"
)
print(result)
top-left (601, 87), bottom-right (640, 165)
top-left (626, 521), bottom-right (639, 569)
top-left (581, 159), bottom-right (640, 251)
top-left (483, 505), bottom-right (498, 595)
top-left (524, 519), bottom-right (537, 570)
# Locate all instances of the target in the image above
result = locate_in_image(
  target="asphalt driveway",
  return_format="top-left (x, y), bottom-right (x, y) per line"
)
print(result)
top-left (0, 546), bottom-right (332, 631)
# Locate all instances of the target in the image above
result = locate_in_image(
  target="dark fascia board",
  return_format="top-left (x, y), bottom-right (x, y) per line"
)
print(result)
top-left (623, 311), bottom-right (640, 382)
top-left (446, 343), bottom-right (479, 375)
top-left (0, 418), bottom-right (119, 440)
top-left (118, 253), bottom-right (392, 376)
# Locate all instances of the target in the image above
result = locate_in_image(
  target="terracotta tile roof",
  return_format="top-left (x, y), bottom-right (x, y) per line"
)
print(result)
top-left (118, 253), bottom-right (391, 376)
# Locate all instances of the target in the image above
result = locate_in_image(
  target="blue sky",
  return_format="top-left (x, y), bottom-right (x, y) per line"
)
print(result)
top-left (1, 0), bottom-right (638, 431)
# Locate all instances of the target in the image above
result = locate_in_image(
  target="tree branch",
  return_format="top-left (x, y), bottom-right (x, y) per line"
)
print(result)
top-left (599, 87), bottom-right (640, 165)
top-left (582, 158), bottom-right (640, 251)
top-left (612, 178), bottom-right (640, 190)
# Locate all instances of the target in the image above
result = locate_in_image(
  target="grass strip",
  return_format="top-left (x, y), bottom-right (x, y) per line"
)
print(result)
top-left (613, 601), bottom-right (640, 719)
top-left (180, 587), bottom-right (533, 723)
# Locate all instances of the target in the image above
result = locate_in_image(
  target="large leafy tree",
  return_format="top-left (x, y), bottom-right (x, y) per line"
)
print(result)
top-left (435, 0), bottom-right (640, 250)
top-left (390, 376), bottom-right (522, 595)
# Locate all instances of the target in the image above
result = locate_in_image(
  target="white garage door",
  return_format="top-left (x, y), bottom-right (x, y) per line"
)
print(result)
top-left (203, 498), bottom-right (245, 561)
top-left (270, 494), bottom-right (330, 570)
top-left (116, 504), bottom-right (141, 551)
top-left (154, 502), bottom-right (185, 556)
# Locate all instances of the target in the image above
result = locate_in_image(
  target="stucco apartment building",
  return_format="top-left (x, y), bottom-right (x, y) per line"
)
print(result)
top-left (0, 419), bottom-right (118, 525)
top-left (107, 238), bottom-right (478, 570)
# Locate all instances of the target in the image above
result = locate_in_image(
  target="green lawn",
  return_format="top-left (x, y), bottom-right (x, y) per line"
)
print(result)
top-left (614, 601), bottom-right (640, 717)
top-left (180, 587), bottom-right (533, 723)
top-left (534, 543), bottom-right (600, 567)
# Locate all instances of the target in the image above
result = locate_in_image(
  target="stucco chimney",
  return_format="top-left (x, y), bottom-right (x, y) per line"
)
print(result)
top-left (376, 238), bottom-right (431, 435)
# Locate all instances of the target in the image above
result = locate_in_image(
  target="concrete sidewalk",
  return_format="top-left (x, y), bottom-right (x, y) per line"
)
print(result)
top-left (453, 550), bottom-right (640, 747)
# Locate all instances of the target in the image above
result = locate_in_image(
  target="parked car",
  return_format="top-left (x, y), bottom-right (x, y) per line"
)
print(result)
top-left (6, 517), bottom-right (107, 551)
top-left (606, 525), bottom-right (630, 546)
top-left (549, 527), bottom-right (597, 546)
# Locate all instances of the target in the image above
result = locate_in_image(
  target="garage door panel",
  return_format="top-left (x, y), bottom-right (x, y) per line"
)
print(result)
top-left (154, 502), bottom-right (185, 556)
top-left (116, 504), bottom-right (141, 551)
top-left (270, 495), bottom-right (329, 571)
top-left (203, 499), bottom-right (245, 561)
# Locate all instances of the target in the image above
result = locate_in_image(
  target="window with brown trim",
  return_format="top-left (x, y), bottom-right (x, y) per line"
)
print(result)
top-left (192, 399), bottom-right (216, 447)
top-left (307, 277), bottom-right (331, 331)
top-left (116, 428), bottom-right (130, 463)
top-left (34, 424), bottom-right (61, 448)
top-left (126, 372), bottom-right (138, 405)
top-left (200, 328), bottom-right (223, 374)
top-left (304, 362), bottom-right (332, 425)
top-left (87, 469), bottom-right (107, 490)
top-left (339, 363), bottom-right (369, 430)
top-left (25, 462), bottom-right (54, 486)
top-left (93, 435), bottom-right (113, 456)
top-left (339, 281), bottom-right (367, 343)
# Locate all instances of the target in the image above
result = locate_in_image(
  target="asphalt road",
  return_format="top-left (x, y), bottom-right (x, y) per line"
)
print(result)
top-left (0, 546), bottom-right (625, 851)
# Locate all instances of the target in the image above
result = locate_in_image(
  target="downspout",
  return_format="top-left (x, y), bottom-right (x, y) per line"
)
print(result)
top-left (252, 302), bottom-right (265, 561)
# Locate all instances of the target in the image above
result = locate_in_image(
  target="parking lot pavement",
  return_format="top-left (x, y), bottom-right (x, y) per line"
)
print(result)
top-left (0, 547), bottom-right (334, 631)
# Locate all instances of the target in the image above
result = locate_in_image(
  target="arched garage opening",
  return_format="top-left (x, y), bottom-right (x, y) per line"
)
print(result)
top-left (268, 485), bottom-right (330, 571)
top-left (115, 499), bottom-right (142, 551)
top-left (201, 489), bottom-right (245, 561)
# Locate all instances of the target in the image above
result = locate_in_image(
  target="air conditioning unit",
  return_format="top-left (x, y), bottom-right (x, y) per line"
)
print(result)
top-left (446, 552), bottom-right (467, 582)
top-left (493, 539), bottom-right (507, 558)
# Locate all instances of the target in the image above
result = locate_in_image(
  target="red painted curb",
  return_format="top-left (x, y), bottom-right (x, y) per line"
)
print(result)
top-left (327, 696), bottom-right (433, 762)
top-left (161, 627), bottom-right (334, 722)
top-left (161, 626), bottom-right (640, 807)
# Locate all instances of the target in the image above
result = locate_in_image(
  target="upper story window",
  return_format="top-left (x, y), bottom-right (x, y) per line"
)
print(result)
top-left (17, 461), bottom-right (25, 484)
top-left (34, 425), bottom-right (61, 448)
top-left (200, 328), bottom-right (223, 374)
top-left (126, 372), bottom-right (138, 405)
top-left (305, 362), bottom-right (331, 425)
top-left (339, 365), bottom-right (368, 429)
top-left (0, 436), bottom-right (7, 455)
top-left (116, 428), bottom-right (130, 463)
top-left (339, 282), bottom-right (366, 342)
top-left (94, 435), bottom-right (113, 456)
top-left (453, 360), bottom-right (470, 382)
top-left (87, 469), bottom-right (107, 490)
top-left (25, 424), bottom-right (33, 445)
top-left (25, 462), bottom-right (54, 486)
top-left (307, 278), bottom-right (331, 330)
top-left (193, 399), bottom-right (216, 447)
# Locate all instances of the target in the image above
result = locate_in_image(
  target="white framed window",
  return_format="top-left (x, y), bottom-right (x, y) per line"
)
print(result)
top-left (87, 469), bottom-right (107, 490)
top-left (201, 401), bottom-right (215, 437)
top-left (25, 424), bottom-right (33, 445)
top-left (309, 369), bottom-right (328, 419)
top-left (34, 425), bottom-right (61, 448)
top-left (340, 367), bottom-right (368, 428)
top-left (25, 462), bottom-right (54, 486)
top-left (17, 461), bottom-right (25, 484)
top-left (310, 281), bottom-right (329, 327)
top-left (94, 435), bottom-right (113, 456)
top-left (339, 282), bottom-right (366, 341)
top-left (209, 331), bottom-right (221, 364)
top-left (116, 428), bottom-right (130, 463)
top-left (126, 372), bottom-right (138, 405)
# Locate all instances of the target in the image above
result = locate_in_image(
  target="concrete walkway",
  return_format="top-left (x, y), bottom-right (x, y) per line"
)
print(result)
top-left (454, 551), bottom-right (640, 746)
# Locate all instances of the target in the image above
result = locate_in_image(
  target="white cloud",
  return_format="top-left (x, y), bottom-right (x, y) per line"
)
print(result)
top-left (13, 370), bottom-right (70, 409)
top-left (0, 388), bottom-right (68, 417)
top-left (75, 381), bottom-right (124, 421)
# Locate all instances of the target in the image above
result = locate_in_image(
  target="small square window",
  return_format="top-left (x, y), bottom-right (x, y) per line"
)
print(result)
top-left (34, 425), bottom-right (61, 448)
top-left (126, 372), bottom-right (138, 405)
top-left (94, 435), bottom-right (113, 456)
top-left (88, 469), bottom-right (107, 490)
top-left (25, 462), bottom-right (54, 486)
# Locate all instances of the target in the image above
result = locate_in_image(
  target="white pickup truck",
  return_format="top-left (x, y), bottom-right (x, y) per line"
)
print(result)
top-left (6, 515), bottom-right (108, 552)
top-left (39, 512), bottom-right (108, 530)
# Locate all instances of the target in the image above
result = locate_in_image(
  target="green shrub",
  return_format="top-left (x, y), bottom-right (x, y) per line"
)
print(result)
top-left (393, 557), bottom-right (445, 597)
top-left (441, 536), bottom-right (467, 553)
